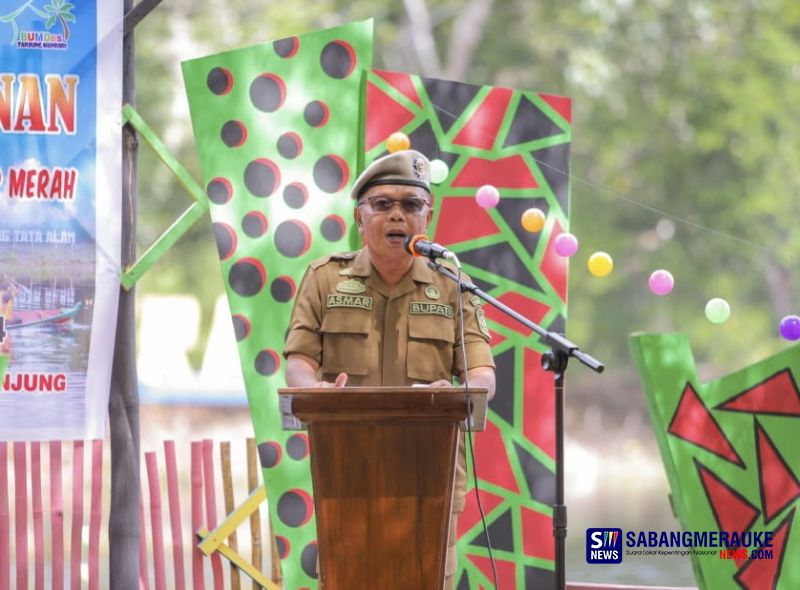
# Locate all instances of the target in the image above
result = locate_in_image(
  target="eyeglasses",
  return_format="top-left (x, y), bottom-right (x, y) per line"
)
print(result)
top-left (359, 196), bottom-right (430, 214)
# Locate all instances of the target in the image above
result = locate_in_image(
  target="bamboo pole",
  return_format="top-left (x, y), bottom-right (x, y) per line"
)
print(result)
top-left (221, 442), bottom-right (241, 590)
top-left (246, 438), bottom-right (264, 588)
top-left (164, 441), bottom-right (186, 590)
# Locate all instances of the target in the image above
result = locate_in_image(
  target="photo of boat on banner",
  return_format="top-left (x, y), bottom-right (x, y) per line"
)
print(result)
top-left (1, 273), bottom-right (83, 332)
top-left (0, 272), bottom-right (93, 395)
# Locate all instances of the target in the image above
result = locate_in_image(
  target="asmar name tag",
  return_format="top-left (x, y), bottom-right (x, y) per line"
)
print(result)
top-left (410, 301), bottom-right (453, 318)
top-left (327, 294), bottom-right (373, 310)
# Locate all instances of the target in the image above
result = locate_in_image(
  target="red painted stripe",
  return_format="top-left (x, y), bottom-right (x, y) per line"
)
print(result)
top-left (482, 291), bottom-right (550, 336)
top-left (432, 196), bottom-right (502, 246)
top-left (70, 441), bottom-right (84, 590)
top-left (88, 441), bottom-right (103, 590)
top-left (145, 452), bottom-right (167, 590)
top-left (523, 349), bottom-right (556, 460)
top-left (49, 442), bottom-right (64, 590)
top-left (202, 440), bottom-right (224, 590)
top-left (31, 442), bottom-right (44, 590)
top-left (364, 81), bottom-right (416, 151)
top-left (373, 69), bottom-right (423, 107)
top-left (540, 219), bottom-right (568, 303)
top-left (452, 87), bottom-right (514, 150)
top-left (14, 442), bottom-right (29, 589)
top-left (521, 506), bottom-right (555, 560)
top-left (451, 154), bottom-right (538, 189)
top-left (164, 441), bottom-right (186, 590)
top-left (139, 498), bottom-right (149, 590)
top-left (539, 93), bottom-right (572, 123)
top-left (190, 442), bottom-right (205, 590)
top-left (0, 441), bottom-right (9, 590)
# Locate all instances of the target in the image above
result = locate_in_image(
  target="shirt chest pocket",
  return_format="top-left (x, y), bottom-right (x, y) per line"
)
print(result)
top-left (320, 309), bottom-right (371, 376)
top-left (407, 315), bottom-right (456, 382)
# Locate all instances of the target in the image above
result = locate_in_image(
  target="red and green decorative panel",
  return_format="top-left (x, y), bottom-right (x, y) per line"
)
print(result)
top-left (631, 333), bottom-right (800, 589)
top-left (365, 70), bottom-right (572, 588)
top-left (182, 21), bottom-right (372, 589)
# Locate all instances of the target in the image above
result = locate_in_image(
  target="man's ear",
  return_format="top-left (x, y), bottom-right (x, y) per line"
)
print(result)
top-left (354, 206), bottom-right (363, 229)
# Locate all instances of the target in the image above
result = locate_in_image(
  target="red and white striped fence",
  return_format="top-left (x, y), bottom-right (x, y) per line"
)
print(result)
top-left (0, 439), bottom-right (279, 590)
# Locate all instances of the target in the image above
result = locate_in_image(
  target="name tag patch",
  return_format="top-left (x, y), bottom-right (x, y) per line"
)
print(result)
top-left (410, 302), bottom-right (453, 318)
top-left (327, 294), bottom-right (373, 310)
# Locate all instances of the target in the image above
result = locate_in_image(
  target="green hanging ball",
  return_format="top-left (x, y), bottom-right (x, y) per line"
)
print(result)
top-left (705, 297), bottom-right (731, 324)
top-left (429, 159), bottom-right (449, 184)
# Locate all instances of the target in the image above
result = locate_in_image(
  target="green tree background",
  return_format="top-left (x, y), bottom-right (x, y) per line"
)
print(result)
top-left (132, 0), bottom-right (799, 583)
top-left (135, 0), bottom-right (799, 396)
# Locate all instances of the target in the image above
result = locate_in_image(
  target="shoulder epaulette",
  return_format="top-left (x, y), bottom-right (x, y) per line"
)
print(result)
top-left (310, 251), bottom-right (356, 270)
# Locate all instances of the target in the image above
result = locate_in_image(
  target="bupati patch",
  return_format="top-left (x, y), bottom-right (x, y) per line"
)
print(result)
top-left (336, 279), bottom-right (366, 294)
top-left (410, 301), bottom-right (453, 318)
top-left (327, 294), bottom-right (373, 310)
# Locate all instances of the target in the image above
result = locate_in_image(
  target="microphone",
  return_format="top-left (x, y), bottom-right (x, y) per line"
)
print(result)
top-left (403, 235), bottom-right (461, 267)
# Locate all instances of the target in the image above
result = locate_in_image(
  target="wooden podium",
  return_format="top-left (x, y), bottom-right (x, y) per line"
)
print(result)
top-left (278, 387), bottom-right (488, 590)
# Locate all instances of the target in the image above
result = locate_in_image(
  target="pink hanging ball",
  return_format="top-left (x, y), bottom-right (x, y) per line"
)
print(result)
top-left (648, 269), bottom-right (675, 296)
top-left (475, 184), bottom-right (500, 208)
top-left (554, 232), bottom-right (579, 257)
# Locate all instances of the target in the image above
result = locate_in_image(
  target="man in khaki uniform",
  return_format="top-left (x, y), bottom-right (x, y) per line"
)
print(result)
top-left (284, 149), bottom-right (496, 589)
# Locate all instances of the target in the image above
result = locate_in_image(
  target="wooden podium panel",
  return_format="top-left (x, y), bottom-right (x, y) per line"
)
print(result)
top-left (279, 387), bottom-right (487, 590)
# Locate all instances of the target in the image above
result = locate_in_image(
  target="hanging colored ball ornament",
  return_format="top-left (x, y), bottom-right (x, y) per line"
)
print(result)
top-left (475, 184), bottom-right (500, 208)
top-left (648, 269), bottom-right (674, 296)
top-left (553, 233), bottom-right (579, 257)
top-left (521, 208), bottom-right (546, 233)
top-left (429, 159), bottom-right (449, 184)
top-left (386, 132), bottom-right (410, 153)
top-left (779, 314), bottom-right (800, 341)
top-left (587, 252), bottom-right (613, 277)
top-left (705, 298), bottom-right (731, 324)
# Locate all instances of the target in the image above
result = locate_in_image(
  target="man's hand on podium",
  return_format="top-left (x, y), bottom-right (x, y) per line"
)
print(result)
top-left (420, 368), bottom-right (496, 399)
top-left (285, 354), bottom-right (348, 388)
top-left (315, 372), bottom-right (348, 388)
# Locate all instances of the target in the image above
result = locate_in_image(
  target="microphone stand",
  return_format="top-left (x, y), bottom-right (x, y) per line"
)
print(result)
top-left (428, 260), bottom-right (604, 590)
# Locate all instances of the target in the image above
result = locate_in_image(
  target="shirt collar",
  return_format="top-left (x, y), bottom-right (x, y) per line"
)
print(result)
top-left (349, 248), bottom-right (436, 284)
top-left (409, 255), bottom-right (436, 284)
top-left (349, 248), bottom-right (373, 277)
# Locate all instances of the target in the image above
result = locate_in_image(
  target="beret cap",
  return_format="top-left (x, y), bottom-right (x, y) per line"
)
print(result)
top-left (350, 150), bottom-right (431, 199)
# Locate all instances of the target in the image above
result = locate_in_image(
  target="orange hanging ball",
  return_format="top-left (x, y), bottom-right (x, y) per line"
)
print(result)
top-left (521, 208), bottom-right (546, 233)
top-left (386, 132), bottom-right (411, 153)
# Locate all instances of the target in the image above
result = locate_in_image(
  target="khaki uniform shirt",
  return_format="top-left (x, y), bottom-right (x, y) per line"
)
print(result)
top-left (284, 247), bottom-right (495, 511)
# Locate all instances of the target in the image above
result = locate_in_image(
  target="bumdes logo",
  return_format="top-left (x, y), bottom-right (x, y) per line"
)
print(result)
top-left (586, 528), bottom-right (623, 564)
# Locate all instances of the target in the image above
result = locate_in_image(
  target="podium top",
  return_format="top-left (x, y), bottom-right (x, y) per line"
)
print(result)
top-left (278, 386), bottom-right (488, 432)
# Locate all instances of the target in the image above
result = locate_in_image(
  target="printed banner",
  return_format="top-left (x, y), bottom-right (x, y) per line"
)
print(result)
top-left (0, 1), bottom-right (122, 440)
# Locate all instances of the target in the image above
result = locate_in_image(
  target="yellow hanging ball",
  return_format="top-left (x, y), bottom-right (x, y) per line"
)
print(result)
top-left (588, 252), bottom-right (613, 277)
top-left (521, 208), bottom-right (546, 233)
top-left (386, 132), bottom-right (411, 153)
